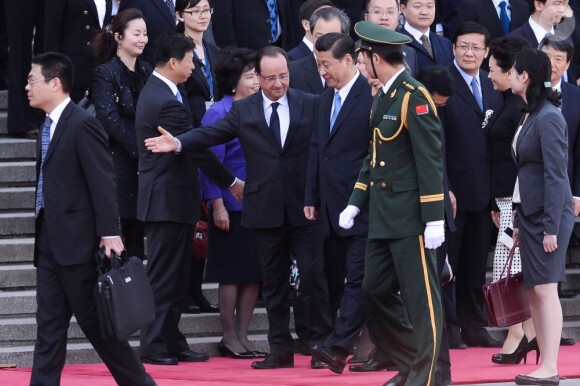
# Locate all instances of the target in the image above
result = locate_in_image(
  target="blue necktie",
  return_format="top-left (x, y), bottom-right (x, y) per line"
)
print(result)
top-left (329, 91), bottom-right (342, 132)
top-left (499, 1), bottom-right (510, 35)
top-left (35, 116), bottom-right (52, 217)
top-left (471, 77), bottom-right (483, 111)
top-left (269, 102), bottom-right (282, 148)
top-left (175, 90), bottom-right (183, 103)
top-left (165, 0), bottom-right (177, 24)
top-left (266, 0), bottom-right (279, 43)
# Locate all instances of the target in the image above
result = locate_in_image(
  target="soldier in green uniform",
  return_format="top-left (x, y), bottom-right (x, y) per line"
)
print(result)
top-left (338, 21), bottom-right (445, 386)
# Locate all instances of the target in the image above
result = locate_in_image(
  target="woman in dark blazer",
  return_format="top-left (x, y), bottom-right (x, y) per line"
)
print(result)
top-left (91, 9), bottom-right (152, 258)
top-left (198, 47), bottom-right (264, 358)
top-left (176, 0), bottom-right (221, 127)
top-left (485, 36), bottom-right (537, 365)
top-left (511, 49), bottom-right (575, 386)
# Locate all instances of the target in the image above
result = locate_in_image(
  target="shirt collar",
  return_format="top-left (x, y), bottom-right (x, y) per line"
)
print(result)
top-left (453, 59), bottom-right (481, 88)
top-left (336, 71), bottom-right (360, 101)
top-left (48, 97), bottom-right (71, 125)
top-left (528, 16), bottom-right (555, 46)
top-left (492, 0), bottom-right (508, 8)
top-left (553, 80), bottom-right (562, 93)
top-left (262, 91), bottom-right (289, 110)
top-left (404, 22), bottom-right (430, 42)
top-left (153, 71), bottom-right (178, 96)
top-left (382, 67), bottom-right (406, 95)
top-left (303, 36), bottom-right (314, 52)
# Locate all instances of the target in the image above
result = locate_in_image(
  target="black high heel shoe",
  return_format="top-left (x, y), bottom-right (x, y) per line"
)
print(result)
top-left (218, 340), bottom-right (255, 359)
top-left (528, 337), bottom-right (540, 365)
top-left (492, 336), bottom-right (537, 364)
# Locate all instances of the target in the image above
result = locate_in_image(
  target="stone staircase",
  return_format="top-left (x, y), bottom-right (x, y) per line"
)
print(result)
top-left (0, 89), bottom-right (579, 368)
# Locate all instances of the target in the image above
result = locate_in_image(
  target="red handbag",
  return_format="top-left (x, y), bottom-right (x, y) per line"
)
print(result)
top-left (482, 246), bottom-right (531, 327)
top-left (193, 203), bottom-right (209, 259)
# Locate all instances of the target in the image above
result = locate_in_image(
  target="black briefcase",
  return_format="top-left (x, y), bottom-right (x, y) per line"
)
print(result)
top-left (94, 250), bottom-right (155, 341)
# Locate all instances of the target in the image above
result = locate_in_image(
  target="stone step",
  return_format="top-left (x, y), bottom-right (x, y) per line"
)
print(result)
top-left (0, 285), bottom-right (221, 316)
top-left (0, 333), bottom-right (271, 368)
top-left (0, 264), bottom-right (35, 289)
top-left (485, 268), bottom-right (580, 291)
top-left (0, 212), bottom-right (35, 237)
top-left (0, 90), bottom-right (7, 111)
top-left (0, 137), bottom-right (36, 160)
top-left (0, 161), bottom-right (36, 186)
top-left (488, 320), bottom-right (580, 343)
top-left (0, 308), bottom-right (271, 346)
top-left (0, 112), bottom-right (9, 134)
top-left (0, 187), bottom-right (35, 211)
top-left (0, 238), bottom-right (34, 264)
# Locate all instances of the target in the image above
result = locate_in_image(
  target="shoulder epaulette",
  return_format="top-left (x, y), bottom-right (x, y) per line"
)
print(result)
top-left (402, 81), bottom-right (416, 91)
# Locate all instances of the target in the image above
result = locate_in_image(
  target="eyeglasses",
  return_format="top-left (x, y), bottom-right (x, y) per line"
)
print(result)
top-left (182, 8), bottom-right (213, 17)
top-left (367, 9), bottom-right (398, 17)
top-left (259, 73), bottom-right (289, 84)
top-left (27, 77), bottom-right (53, 85)
top-left (455, 45), bottom-right (486, 54)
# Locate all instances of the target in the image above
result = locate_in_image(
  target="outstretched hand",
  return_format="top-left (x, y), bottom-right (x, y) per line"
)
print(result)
top-left (144, 126), bottom-right (179, 153)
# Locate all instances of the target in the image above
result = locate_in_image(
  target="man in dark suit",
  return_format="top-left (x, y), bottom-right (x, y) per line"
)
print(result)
top-left (434, 0), bottom-right (459, 40)
top-left (44, 0), bottom-right (113, 102)
top-left (458, 0), bottom-right (529, 70)
top-left (145, 46), bottom-right (333, 369)
top-left (135, 32), bottom-right (241, 365)
top-left (212, 0), bottom-right (292, 50)
top-left (509, 0), bottom-right (566, 48)
top-left (287, 0), bottom-right (334, 62)
top-left (289, 7), bottom-right (350, 95)
top-left (119, 0), bottom-right (177, 66)
top-left (398, 0), bottom-right (454, 72)
top-left (28, 52), bottom-right (156, 386)
top-left (439, 22), bottom-right (502, 348)
top-left (304, 33), bottom-right (373, 374)
top-left (5, 0), bottom-right (44, 138)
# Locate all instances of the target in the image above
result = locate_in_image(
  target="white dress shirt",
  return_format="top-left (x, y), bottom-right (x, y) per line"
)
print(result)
top-left (94, 0), bottom-right (107, 28)
top-left (47, 97), bottom-right (72, 139)
top-left (333, 71), bottom-right (360, 114)
top-left (528, 16), bottom-right (555, 47)
top-left (492, 0), bottom-right (512, 19)
top-left (404, 22), bottom-right (431, 44)
top-left (263, 92), bottom-right (290, 147)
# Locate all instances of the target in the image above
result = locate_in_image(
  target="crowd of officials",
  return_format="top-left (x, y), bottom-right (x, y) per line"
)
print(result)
top-left (6, 0), bottom-right (580, 386)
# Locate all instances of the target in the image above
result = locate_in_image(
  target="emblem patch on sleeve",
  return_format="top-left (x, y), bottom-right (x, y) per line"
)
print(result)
top-left (415, 104), bottom-right (429, 115)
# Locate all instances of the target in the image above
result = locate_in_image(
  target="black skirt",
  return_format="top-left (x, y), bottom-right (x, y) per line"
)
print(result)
top-left (204, 211), bottom-right (263, 284)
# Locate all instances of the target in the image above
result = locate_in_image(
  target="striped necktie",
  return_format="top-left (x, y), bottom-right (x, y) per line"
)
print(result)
top-left (35, 116), bottom-right (52, 217)
top-left (266, 0), bottom-right (279, 43)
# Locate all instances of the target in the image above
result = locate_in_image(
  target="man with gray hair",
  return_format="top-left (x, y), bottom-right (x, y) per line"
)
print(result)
top-left (289, 6), bottom-right (350, 94)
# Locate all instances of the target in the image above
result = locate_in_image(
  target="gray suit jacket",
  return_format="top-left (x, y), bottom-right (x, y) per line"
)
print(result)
top-left (513, 101), bottom-right (572, 234)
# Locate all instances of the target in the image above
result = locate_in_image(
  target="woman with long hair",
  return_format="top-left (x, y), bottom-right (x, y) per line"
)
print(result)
top-left (91, 8), bottom-right (152, 258)
top-left (485, 36), bottom-right (538, 366)
top-left (510, 48), bottom-right (574, 385)
top-left (199, 47), bottom-right (265, 359)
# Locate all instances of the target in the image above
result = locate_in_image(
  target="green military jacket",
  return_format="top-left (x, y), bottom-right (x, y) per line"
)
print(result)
top-left (348, 69), bottom-right (444, 239)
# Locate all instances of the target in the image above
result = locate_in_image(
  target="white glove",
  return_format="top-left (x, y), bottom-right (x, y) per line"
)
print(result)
top-left (339, 205), bottom-right (360, 229)
top-left (424, 220), bottom-right (445, 249)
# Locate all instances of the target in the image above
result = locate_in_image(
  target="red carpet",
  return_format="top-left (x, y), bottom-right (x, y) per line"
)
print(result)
top-left (2, 346), bottom-right (580, 385)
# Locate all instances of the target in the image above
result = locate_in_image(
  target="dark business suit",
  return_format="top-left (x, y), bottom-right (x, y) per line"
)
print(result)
top-left (440, 64), bottom-right (501, 343)
top-left (304, 74), bottom-right (373, 352)
top-left (561, 82), bottom-right (580, 197)
top-left (513, 102), bottom-right (574, 287)
top-left (31, 101), bottom-right (154, 386)
top-left (185, 40), bottom-right (221, 127)
top-left (435, 0), bottom-right (460, 40)
top-left (397, 26), bottom-right (454, 72)
top-left (44, 0), bottom-right (112, 102)
top-left (5, 0), bottom-right (44, 135)
top-left (178, 88), bottom-right (332, 357)
top-left (287, 40), bottom-right (311, 62)
top-left (119, 0), bottom-right (176, 66)
top-left (289, 53), bottom-right (325, 95)
top-left (509, 21), bottom-right (539, 48)
top-left (135, 74), bottom-right (235, 357)
top-left (212, 0), bottom-right (292, 50)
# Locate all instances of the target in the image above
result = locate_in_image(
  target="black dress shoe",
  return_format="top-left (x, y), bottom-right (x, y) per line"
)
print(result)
top-left (250, 351), bottom-right (268, 358)
top-left (462, 331), bottom-right (502, 347)
top-left (218, 340), bottom-right (255, 359)
top-left (348, 355), bottom-right (397, 372)
top-left (560, 337), bottom-right (575, 346)
top-left (514, 374), bottom-right (560, 385)
top-left (198, 304), bottom-right (219, 313)
top-left (311, 346), bottom-right (347, 374)
top-left (251, 354), bottom-right (294, 369)
top-left (309, 357), bottom-right (329, 369)
top-left (175, 349), bottom-right (209, 362)
top-left (382, 373), bottom-right (408, 386)
top-left (448, 337), bottom-right (468, 349)
top-left (141, 353), bottom-right (178, 365)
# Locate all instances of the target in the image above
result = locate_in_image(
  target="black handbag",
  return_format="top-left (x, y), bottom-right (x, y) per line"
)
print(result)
top-left (94, 249), bottom-right (155, 341)
top-left (78, 92), bottom-right (96, 117)
top-left (482, 246), bottom-right (530, 327)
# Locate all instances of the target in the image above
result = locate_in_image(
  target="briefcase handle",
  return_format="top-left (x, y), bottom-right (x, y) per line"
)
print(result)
top-left (95, 249), bottom-right (126, 273)
top-left (498, 245), bottom-right (518, 290)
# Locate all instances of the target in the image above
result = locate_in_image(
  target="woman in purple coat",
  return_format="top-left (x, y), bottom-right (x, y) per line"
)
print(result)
top-left (199, 47), bottom-right (264, 358)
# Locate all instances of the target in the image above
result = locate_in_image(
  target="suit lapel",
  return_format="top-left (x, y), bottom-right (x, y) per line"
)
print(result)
top-left (151, 0), bottom-right (176, 27)
top-left (480, 70), bottom-right (494, 111)
top-left (304, 54), bottom-right (324, 94)
top-left (516, 111), bottom-right (536, 155)
top-left (328, 75), bottom-right (363, 141)
top-left (284, 89), bottom-right (304, 151)
top-left (84, 0), bottom-right (100, 26)
top-left (44, 102), bottom-right (75, 166)
top-left (251, 93), bottom-right (280, 150)
top-left (482, 1), bottom-right (503, 36)
top-left (450, 65), bottom-right (483, 116)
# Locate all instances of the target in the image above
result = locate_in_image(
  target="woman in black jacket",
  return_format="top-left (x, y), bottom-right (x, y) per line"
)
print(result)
top-left (91, 8), bottom-right (153, 258)
top-left (485, 36), bottom-right (536, 365)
